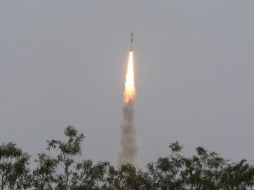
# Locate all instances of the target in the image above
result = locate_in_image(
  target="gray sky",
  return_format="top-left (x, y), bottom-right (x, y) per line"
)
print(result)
top-left (0, 1), bottom-right (254, 166)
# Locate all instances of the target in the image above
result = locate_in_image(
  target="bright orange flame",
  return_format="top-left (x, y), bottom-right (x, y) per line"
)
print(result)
top-left (124, 51), bottom-right (135, 103)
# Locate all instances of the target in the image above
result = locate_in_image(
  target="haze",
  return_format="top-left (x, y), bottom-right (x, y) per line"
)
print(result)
top-left (0, 1), bottom-right (254, 166)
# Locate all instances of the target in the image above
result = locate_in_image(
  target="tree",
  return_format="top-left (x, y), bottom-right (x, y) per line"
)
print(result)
top-left (0, 142), bottom-right (30, 190)
top-left (146, 141), bottom-right (186, 190)
top-left (46, 126), bottom-right (85, 190)
top-left (71, 160), bottom-right (110, 190)
top-left (2, 126), bottom-right (254, 189)
top-left (32, 153), bottom-right (58, 190)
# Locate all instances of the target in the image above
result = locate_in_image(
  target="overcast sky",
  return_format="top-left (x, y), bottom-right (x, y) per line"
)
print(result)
top-left (0, 1), bottom-right (254, 166)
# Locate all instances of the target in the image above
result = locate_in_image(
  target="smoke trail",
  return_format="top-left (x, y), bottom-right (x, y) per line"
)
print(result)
top-left (118, 51), bottom-right (140, 168)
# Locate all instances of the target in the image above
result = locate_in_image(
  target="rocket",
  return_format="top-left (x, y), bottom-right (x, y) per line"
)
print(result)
top-left (130, 33), bottom-right (133, 51)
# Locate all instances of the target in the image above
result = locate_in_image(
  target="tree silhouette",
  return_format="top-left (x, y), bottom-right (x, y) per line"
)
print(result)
top-left (46, 126), bottom-right (85, 190)
top-left (0, 143), bottom-right (30, 190)
top-left (1, 126), bottom-right (254, 189)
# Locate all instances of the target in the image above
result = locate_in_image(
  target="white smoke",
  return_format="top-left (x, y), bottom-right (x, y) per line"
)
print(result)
top-left (118, 99), bottom-right (140, 168)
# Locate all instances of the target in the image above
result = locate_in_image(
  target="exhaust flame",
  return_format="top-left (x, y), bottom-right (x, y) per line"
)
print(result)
top-left (124, 51), bottom-right (136, 103)
top-left (118, 50), bottom-right (140, 168)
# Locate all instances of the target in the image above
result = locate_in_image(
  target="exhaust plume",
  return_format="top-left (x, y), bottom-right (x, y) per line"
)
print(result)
top-left (118, 51), bottom-right (140, 168)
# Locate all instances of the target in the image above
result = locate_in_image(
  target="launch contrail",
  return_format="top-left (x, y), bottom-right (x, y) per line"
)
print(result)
top-left (118, 33), bottom-right (140, 168)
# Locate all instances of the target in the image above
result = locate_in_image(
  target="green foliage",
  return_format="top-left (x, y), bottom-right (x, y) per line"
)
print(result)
top-left (1, 126), bottom-right (254, 189)
top-left (32, 153), bottom-right (58, 190)
top-left (46, 125), bottom-right (85, 190)
top-left (0, 143), bottom-right (30, 190)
